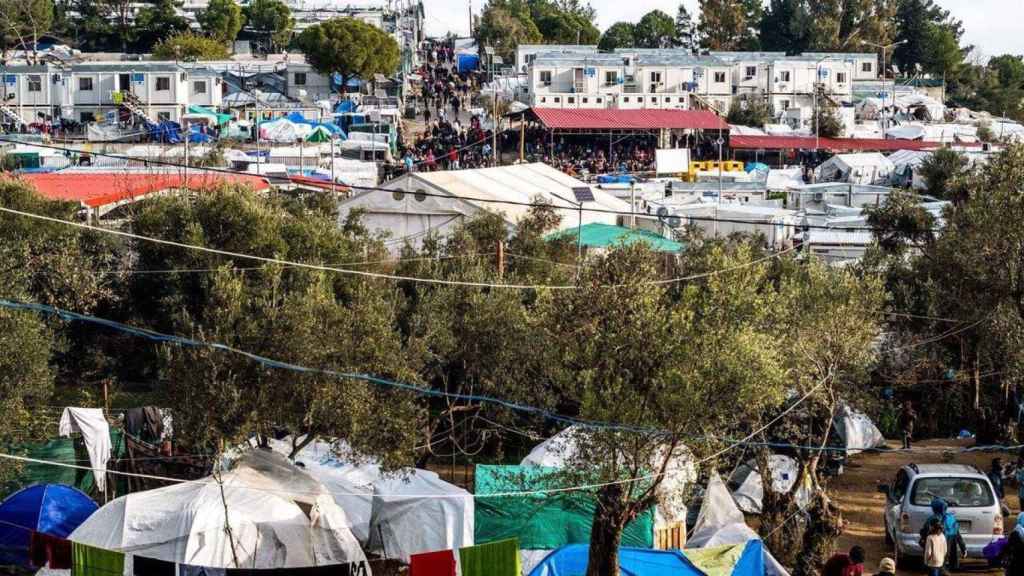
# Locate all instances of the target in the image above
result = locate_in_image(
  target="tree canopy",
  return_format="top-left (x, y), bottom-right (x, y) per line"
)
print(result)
top-left (198, 0), bottom-right (243, 43)
top-left (634, 10), bottom-right (676, 49)
top-left (243, 0), bottom-right (294, 52)
top-left (598, 22), bottom-right (635, 51)
top-left (152, 32), bottom-right (231, 60)
top-left (296, 18), bottom-right (400, 93)
top-left (475, 0), bottom-right (598, 62)
top-left (697, 0), bottom-right (762, 50)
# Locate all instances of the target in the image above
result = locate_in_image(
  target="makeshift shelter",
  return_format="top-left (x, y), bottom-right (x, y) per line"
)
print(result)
top-left (548, 223), bottom-right (683, 253)
top-left (368, 469), bottom-right (473, 564)
top-left (187, 105), bottom-right (231, 126)
top-left (528, 544), bottom-right (705, 576)
top-left (0, 484), bottom-right (97, 567)
top-left (259, 118), bottom-right (313, 143)
top-left (888, 149), bottom-right (932, 189)
top-left (69, 449), bottom-right (368, 570)
top-left (686, 473), bottom-right (790, 576)
top-left (242, 436), bottom-right (382, 547)
top-left (306, 125), bottom-right (333, 142)
top-left (520, 426), bottom-right (696, 525)
top-left (475, 465), bottom-right (654, 552)
top-left (833, 404), bottom-right (885, 455)
top-left (815, 153), bottom-right (894, 185)
top-left (729, 456), bottom-right (811, 515)
top-left (2, 431), bottom-right (127, 497)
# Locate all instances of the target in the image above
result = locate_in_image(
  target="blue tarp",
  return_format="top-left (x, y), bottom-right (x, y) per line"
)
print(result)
top-left (745, 162), bottom-right (770, 173)
top-left (188, 125), bottom-right (212, 144)
top-left (529, 545), bottom-right (706, 576)
top-left (732, 541), bottom-right (765, 576)
top-left (596, 174), bottom-right (636, 184)
top-left (147, 121), bottom-right (182, 144)
top-left (458, 53), bottom-right (480, 73)
top-left (335, 100), bottom-right (357, 114)
top-left (0, 484), bottom-right (97, 567)
top-left (285, 112), bottom-right (346, 139)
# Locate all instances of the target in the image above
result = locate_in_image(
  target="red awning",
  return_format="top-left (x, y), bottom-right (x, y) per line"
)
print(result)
top-left (18, 172), bottom-right (271, 209)
top-left (530, 108), bottom-right (728, 131)
top-left (729, 135), bottom-right (968, 152)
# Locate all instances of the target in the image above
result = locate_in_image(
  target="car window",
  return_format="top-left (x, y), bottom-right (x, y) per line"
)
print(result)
top-left (893, 469), bottom-right (910, 501)
top-left (910, 477), bottom-right (994, 507)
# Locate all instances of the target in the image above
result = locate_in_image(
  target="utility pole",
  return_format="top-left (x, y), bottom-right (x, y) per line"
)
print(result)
top-left (861, 39), bottom-right (908, 133)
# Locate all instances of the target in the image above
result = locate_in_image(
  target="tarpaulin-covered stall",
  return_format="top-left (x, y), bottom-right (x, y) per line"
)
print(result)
top-left (0, 484), bottom-right (97, 567)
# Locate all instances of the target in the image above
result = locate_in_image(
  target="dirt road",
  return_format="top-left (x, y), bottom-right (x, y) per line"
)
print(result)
top-left (831, 439), bottom-right (1017, 575)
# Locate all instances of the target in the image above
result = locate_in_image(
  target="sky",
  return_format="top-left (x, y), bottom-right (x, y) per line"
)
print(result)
top-left (423, 0), bottom-right (1024, 59)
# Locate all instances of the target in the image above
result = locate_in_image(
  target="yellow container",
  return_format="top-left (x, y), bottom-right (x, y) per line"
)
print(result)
top-left (723, 160), bottom-right (744, 172)
top-left (689, 161), bottom-right (706, 172)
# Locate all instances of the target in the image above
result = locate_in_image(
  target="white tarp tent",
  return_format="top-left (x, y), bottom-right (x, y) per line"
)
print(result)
top-left (244, 436), bottom-right (382, 547)
top-left (687, 473), bottom-right (791, 576)
top-left (368, 469), bottom-right (473, 563)
top-left (730, 455), bottom-right (812, 515)
top-left (816, 153), bottom-right (894, 185)
top-left (71, 449), bottom-right (369, 571)
top-left (521, 426), bottom-right (698, 524)
top-left (833, 404), bottom-right (885, 455)
top-left (259, 119), bottom-right (313, 143)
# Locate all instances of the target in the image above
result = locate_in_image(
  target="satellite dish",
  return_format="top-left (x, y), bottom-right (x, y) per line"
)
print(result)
top-left (656, 206), bottom-right (670, 218)
top-left (666, 215), bottom-right (682, 229)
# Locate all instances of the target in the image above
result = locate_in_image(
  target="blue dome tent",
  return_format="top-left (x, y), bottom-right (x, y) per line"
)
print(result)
top-left (0, 484), bottom-right (97, 567)
top-left (528, 544), bottom-right (706, 576)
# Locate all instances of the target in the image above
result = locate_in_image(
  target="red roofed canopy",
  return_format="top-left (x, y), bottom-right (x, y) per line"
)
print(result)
top-left (17, 172), bottom-right (271, 212)
top-left (529, 108), bottom-right (729, 131)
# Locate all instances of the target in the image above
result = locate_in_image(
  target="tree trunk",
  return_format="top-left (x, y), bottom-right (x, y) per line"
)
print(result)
top-left (793, 491), bottom-right (843, 576)
top-left (587, 486), bottom-right (626, 576)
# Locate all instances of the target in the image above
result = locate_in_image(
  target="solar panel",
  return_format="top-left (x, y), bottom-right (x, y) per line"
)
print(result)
top-left (572, 186), bottom-right (595, 203)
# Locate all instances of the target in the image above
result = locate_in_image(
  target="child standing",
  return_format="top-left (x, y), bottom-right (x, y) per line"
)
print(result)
top-left (925, 520), bottom-right (947, 576)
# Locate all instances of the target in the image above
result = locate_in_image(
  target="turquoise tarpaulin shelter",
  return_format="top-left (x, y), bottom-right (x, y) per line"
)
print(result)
top-left (475, 465), bottom-right (655, 550)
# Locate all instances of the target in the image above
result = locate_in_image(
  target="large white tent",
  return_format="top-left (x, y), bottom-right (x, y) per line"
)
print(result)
top-left (337, 163), bottom-right (630, 252)
top-left (70, 450), bottom-right (369, 572)
top-left (833, 404), bottom-right (886, 455)
top-left (816, 153), bottom-right (894, 185)
top-left (368, 469), bottom-right (474, 564)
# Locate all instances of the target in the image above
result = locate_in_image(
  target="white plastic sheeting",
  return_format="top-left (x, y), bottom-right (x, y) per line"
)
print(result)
top-left (521, 426), bottom-right (697, 524)
top-left (58, 408), bottom-right (111, 493)
top-left (833, 404), bottom-right (885, 455)
top-left (687, 473), bottom-right (792, 576)
top-left (70, 450), bottom-right (369, 571)
top-left (730, 455), bottom-right (812, 515)
top-left (368, 469), bottom-right (473, 563)
top-left (259, 119), bottom-right (313, 143)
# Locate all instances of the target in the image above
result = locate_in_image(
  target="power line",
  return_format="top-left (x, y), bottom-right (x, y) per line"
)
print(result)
top-left (0, 205), bottom-right (799, 289)
top-left (0, 136), bottom-right (922, 233)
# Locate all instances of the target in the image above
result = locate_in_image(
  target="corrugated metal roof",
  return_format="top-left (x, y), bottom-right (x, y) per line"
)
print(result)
top-left (531, 108), bottom-right (728, 131)
top-left (18, 172), bottom-right (271, 209)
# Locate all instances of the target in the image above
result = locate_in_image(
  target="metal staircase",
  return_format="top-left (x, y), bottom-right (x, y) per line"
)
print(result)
top-left (0, 103), bottom-right (23, 127)
top-left (119, 91), bottom-right (158, 125)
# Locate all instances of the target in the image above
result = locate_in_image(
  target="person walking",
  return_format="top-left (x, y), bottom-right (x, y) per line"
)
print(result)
top-left (899, 400), bottom-right (917, 450)
top-left (991, 458), bottom-right (1006, 500)
top-left (925, 520), bottom-right (947, 576)
top-left (1004, 512), bottom-right (1024, 576)
top-left (923, 498), bottom-right (966, 571)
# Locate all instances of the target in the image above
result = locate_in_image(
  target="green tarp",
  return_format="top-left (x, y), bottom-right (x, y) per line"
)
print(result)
top-left (188, 105), bottom-right (232, 126)
top-left (459, 538), bottom-right (521, 576)
top-left (685, 543), bottom-right (747, 576)
top-left (2, 430), bottom-right (126, 499)
top-left (475, 465), bottom-right (655, 550)
top-left (547, 223), bottom-right (684, 253)
top-left (306, 125), bottom-right (333, 142)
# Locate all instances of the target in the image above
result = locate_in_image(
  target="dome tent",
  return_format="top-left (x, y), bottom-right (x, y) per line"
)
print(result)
top-left (0, 484), bottom-right (98, 567)
top-left (70, 449), bottom-right (368, 571)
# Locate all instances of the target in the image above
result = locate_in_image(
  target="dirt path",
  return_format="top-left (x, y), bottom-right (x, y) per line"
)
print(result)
top-left (831, 439), bottom-right (1017, 575)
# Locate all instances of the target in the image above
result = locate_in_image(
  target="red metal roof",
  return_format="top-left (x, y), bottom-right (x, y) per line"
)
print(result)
top-left (729, 135), bottom-right (952, 152)
top-left (18, 172), bottom-right (271, 209)
top-left (531, 108), bottom-right (729, 131)
top-left (287, 175), bottom-right (351, 192)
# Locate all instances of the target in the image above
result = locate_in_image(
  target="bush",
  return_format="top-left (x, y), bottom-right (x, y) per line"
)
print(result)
top-left (727, 98), bottom-right (774, 127)
top-left (152, 33), bottom-right (230, 61)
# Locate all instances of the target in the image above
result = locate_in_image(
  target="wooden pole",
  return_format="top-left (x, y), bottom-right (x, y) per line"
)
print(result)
top-left (497, 240), bottom-right (505, 279)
